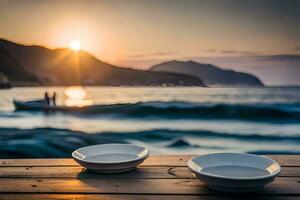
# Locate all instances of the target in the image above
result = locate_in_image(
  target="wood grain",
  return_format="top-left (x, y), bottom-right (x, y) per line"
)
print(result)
top-left (0, 194), bottom-right (299, 200)
top-left (1, 155), bottom-right (300, 167)
top-left (0, 177), bottom-right (298, 195)
top-left (0, 166), bottom-right (299, 178)
top-left (1, 156), bottom-right (300, 199)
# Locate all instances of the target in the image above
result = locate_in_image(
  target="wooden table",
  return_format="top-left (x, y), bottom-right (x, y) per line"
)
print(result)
top-left (0, 155), bottom-right (299, 200)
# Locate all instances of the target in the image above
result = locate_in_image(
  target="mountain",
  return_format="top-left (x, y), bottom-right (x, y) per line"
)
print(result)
top-left (0, 48), bottom-right (37, 86)
top-left (0, 72), bottom-right (10, 88)
top-left (150, 60), bottom-right (264, 87)
top-left (0, 39), bottom-right (204, 87)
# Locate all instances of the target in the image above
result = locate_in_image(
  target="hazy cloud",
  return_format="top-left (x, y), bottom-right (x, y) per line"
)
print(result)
top-left (253, 54), bottom-right (300, 62)
top-left (128, 52), bottom-right (177, 59)
top-left (220, 50), bottom-right (261, 56)
top-left (190, 54), bottom-right (300, 63)
top-left (204, 49), bottom-right (261, 56)
top-left (205, 49), bottom-right (217, 53)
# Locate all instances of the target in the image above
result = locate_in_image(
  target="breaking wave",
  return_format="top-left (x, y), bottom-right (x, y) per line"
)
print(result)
top-left (59, 101), bottom-right (300, 121)
top-left (1, 127), bottom-right (300, 158)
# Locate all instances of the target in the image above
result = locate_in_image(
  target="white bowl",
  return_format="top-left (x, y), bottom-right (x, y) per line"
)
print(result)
top-left (72, 144), bottom-right (150, 173)
top-left (188, 153), bottom-right (281, 192)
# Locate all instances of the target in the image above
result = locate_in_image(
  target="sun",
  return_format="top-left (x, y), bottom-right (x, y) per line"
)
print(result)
top-left (69, 40), bottom-right (81, 51)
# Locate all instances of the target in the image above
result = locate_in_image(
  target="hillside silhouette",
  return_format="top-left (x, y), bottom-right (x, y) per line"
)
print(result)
top-left (151, 60), bottom-right (263, 87)
top-left (0, 39), bottom-right (204, 87)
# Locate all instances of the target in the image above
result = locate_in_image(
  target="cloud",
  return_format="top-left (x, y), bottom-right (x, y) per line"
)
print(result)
top-left (127, 51), bottom-right (177, 59)
top-left (196, 54), bottom-right (300, 62)
top-left (128, 53), bottom-right (147, 58)
top-left (205, 49), bottom-right (217, 53)
top-left (220, 50), bottom-right (261, 56)
top-left (253, 54), bottom-right (300, 62)
top-left (204, 49), bottom-right (261, 56)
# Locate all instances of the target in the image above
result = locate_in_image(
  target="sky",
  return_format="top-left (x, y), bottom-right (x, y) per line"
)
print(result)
top-left (0, 0), bottom-right (300, 85)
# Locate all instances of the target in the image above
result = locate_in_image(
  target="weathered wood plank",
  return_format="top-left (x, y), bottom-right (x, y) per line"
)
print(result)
top-left (0, 194), bottom-right (299, 200)
top-left (0, 166), bottom-right (190, 179)
top-left (0, 156), bottom-right (190, 167)
top-left (0, 159), bottom-right (77, 167)
top-left (0, 166), bottom-right (298, 178)
top-left (0, 177), bottom-right (298, 195)
top-left (268, 155), bottom-right (300, 167)
top-left (1, 155), bottom-right (300, 167)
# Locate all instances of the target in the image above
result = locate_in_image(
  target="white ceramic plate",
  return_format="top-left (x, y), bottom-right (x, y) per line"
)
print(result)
top-left (188, 153), bottom-right (281, 192)
top-left (72, 144), bottom-right (150, 173)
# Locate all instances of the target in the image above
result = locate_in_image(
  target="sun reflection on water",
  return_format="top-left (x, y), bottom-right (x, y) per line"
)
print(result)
top-left (64, 86), bottom-right (93, 107)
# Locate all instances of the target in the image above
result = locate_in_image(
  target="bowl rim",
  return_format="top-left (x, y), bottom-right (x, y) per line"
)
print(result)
top-left (188, 152), bottom-right (281, 180)
top-left (72, 143), bottom-right (150, 165)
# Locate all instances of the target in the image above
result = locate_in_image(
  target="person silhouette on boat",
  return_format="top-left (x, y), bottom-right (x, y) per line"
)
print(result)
top-left (52, 92), bottom-right (56, 106)
top-left (44, 91), bottom-right (57, 107)
top-left (44, 92), bottom-right (50, 105)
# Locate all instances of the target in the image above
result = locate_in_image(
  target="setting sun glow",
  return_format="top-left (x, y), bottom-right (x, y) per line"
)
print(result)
top-left (69, 40), bottom-right (81, 51)
top-left (64, 86), bottom-right (93, 107)
top-left (64, 86), bottom-right (86, 100)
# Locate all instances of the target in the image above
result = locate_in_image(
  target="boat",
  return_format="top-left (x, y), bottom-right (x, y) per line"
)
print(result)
top-left (13, 99), bottom-right (64, 111)
top-left (13, 98), bottom-right (93, 112)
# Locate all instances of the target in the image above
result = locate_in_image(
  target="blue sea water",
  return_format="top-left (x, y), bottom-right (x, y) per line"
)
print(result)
top-left (0, 86), bottom-right (300, 158)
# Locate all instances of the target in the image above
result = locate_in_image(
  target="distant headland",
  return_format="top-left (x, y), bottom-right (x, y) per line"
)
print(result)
top-left (0, 39), bottom-right (263, 88)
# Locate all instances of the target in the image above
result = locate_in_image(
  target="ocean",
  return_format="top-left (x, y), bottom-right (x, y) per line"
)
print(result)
top-left (0, 86), bottom-right (300, 158)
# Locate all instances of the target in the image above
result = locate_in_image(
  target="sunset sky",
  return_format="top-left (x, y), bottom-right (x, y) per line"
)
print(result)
top-left (0, 0), bottom-right (300, 85)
